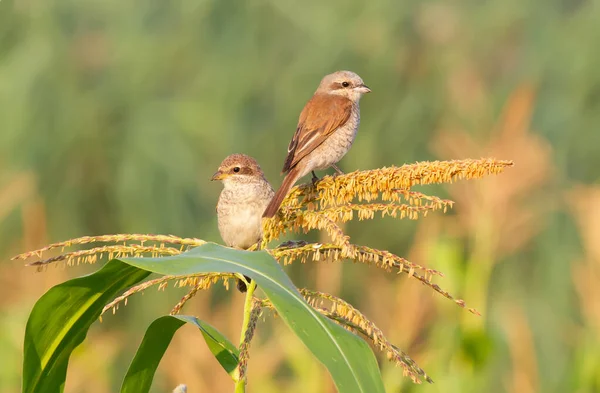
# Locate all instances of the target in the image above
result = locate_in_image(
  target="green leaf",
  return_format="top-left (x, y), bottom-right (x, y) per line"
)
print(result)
top-left (121, 315), bottom-right (239, 393)
top-left (23, 261), bottom-right (151, 393)
top-left (118, 243), bottom-right (385, 393)
top-left (121, 316), bottom-right (185, 393)
top-left (175, 315), bottom-right (240, 378)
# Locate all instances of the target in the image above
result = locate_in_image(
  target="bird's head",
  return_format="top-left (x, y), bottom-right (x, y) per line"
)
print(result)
top-left (317, 70), bottom-right (371, 102)
top-left (211, 154), bottom-right (266, 187)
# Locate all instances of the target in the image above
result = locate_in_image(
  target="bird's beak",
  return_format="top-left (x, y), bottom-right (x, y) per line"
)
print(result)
top-left (211, 171), bottom-right (226, 181)
top-left (355, 84), bottom-right (371, 94)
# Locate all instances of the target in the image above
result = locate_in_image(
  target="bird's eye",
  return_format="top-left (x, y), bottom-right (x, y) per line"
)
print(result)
top-left (341, 81), bottom-right (350, 87)
top-left (233, 167), bottom-right (240, 173)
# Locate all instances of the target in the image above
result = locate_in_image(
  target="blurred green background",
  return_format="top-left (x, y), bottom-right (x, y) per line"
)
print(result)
top-left (1, 0), bottom-right (599, 392)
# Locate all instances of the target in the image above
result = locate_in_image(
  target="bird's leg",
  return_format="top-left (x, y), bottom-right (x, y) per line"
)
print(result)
top-left (311, 171), bottom-right (320, 186)
top-left (331, 164), bottom-right (344, 176)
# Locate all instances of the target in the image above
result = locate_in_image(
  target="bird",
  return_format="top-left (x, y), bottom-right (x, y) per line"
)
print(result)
top-left (262, 70), bottom-right (370, 218)
top-left (211, 154), bottom-right (274, 292)
top-left (172, 384), bottom-right (187, 393)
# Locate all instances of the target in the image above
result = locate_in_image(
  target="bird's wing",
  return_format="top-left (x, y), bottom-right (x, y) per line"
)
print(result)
top-left (282, 94), bottom-right (352, 173)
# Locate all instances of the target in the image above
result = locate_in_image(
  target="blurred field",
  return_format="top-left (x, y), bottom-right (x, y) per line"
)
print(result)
top-left (1, 0), bottom-right (600, 392)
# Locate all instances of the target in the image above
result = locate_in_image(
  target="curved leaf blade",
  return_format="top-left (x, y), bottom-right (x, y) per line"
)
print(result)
top-left (174, 315), bottom-right (240, 378)
top-left (121, 315), bottom-right (239, 393)
top-left (118, 243), bottom-right (385, 393)
top-left (121, 316), bottom-right (185, 393)
top-left (23, 261), bottom-right (151, 393)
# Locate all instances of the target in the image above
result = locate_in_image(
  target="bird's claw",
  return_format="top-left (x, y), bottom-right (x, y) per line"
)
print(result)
top-left (331, 164), bottom-right (344, 177)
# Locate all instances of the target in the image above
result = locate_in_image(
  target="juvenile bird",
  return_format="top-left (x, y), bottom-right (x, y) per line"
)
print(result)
top-left (262, 70), bottom-right (370, 218)
top-left (211, 154), bottom-right (274, 292)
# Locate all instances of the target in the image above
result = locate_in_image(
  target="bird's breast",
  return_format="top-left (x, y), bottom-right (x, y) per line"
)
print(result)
top-left (216, 186), bottom-right (273, 249)
top-left (304, 107), bottom-right (360, 172)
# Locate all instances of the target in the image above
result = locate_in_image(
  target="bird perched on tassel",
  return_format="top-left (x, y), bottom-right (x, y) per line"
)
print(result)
top-left (263, 70), bottom-right (370, 218)
top-left (212, 154), bottom-right (274, 291)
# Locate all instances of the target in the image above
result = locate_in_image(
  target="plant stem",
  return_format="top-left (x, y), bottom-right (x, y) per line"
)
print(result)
top-left (235, 378), bottom-right (246, 393)
top-left (234, 280), bottom-right (257, 393)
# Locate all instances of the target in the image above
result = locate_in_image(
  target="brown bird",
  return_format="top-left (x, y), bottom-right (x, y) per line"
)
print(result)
top-left (211, 154), bottom-right (274, 292)
top-left (262, 70), bottom-right (370, 218)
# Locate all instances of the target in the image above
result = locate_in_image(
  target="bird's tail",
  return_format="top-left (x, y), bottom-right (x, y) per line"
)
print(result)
top-left (262, 167), bottom-right (301, 218)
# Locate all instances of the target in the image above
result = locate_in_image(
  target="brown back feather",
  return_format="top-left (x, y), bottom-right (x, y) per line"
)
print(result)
top-left (282, 94), bottom-right (352, 173)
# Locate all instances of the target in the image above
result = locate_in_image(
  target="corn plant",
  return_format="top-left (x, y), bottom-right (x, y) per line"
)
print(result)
top-left (15, 158), bottom-right (513, 393)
